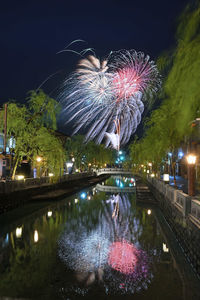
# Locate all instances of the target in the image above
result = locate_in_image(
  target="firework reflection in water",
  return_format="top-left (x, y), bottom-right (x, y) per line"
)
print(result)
top-left (60, 48), bottom-right (161, 146)
top-left (58, 193), bottom-right (153, 295)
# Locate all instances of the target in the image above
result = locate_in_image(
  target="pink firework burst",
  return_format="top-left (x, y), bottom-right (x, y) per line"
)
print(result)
top-left (113, 68), bottom-right (139, 100)
top-left (109, 49), bottom-right (161, 101)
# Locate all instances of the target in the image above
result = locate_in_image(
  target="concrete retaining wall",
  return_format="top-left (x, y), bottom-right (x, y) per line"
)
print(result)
top-left (148, 176), bottom-right (199, 222)
top-left (0, 173), bottom-right (93, 195)
top-left (147, 176), bottom-right (200, 276)
top-left (190, 200), bottom-right (200, 227)
top-left (0, 172), bottom-right (96, 215)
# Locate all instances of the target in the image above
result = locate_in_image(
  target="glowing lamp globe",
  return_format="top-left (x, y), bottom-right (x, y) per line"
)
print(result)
top-left (163, 174), bottom-right (169, 182)
top-left (36, 156), bottom-right (42, 162)
top-left (186, 154), bottom-right (196, 165)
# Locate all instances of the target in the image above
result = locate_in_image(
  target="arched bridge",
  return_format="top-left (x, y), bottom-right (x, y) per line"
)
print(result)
top-left (96, 183), bottom-right (136, 193)
top-left (94, 168), bottom-right (133, 176)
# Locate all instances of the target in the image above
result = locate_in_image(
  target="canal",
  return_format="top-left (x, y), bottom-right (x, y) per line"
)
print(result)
top-left (0, 175), bottom-right (198, 299)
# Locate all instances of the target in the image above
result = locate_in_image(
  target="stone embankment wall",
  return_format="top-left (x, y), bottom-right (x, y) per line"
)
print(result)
top-left (0, 173), bottom-right (95, 214)
top-left (147, 176), bottom-right (200, 277)
top-left (0, 173), bottom-right (93, 194)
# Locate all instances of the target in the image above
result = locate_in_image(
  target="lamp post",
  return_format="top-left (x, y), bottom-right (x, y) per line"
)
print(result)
top-left (186, 154), bottom-right (196, 196)
top-left (148, 162), bottom-right (152, 174)
top-left (36, 156), bottom-right (42, 177)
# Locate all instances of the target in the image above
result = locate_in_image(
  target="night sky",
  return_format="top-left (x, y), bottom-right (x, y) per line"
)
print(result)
top-left (0, 0), bottom-right (190, 106)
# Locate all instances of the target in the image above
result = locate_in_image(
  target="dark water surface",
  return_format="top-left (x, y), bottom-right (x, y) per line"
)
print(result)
top-left (0, 176), bottom-right (190, 299)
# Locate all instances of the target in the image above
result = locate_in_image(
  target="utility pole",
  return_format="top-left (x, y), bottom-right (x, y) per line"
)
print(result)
top-left (3, 103), bottom-right (7, 154)
top-left (2, 104), bottom-right (8, 179)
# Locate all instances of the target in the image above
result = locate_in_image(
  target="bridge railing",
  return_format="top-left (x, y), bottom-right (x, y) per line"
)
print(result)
top-left (94, 168), bottom-right (133, 174)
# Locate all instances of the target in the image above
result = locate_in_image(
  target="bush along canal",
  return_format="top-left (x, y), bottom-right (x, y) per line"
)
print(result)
top-left (0, 175), bottom-right (199, 299)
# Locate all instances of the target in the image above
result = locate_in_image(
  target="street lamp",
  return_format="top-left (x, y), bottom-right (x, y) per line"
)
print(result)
top-left (148, 162), bottom-right (152, 174)
top-left (36, 156), bottom-right (43, 177)
top-left (36, 156), bottom-right (42, 162)
top-left (163, 173), bottom-right (170, 183)
top-left (186, 154), bottom-right (197, 196)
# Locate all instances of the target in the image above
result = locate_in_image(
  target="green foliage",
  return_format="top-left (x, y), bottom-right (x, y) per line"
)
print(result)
top-left (130, 2), bottom-right (200, 170)
top-left (0, 90), bottom-right (65, 178)
top-left (164, 1), bottom-right (200, 136)
top-left (27, 90), bottom-right (60, 130)
top-left (65, 135), bottom-right (115, 169)
top-left (176, 2), bottom-right (200, 43)
top-left (156, 50), bottom-right (174, 79)
top-left (32, 127), bottom-right (66, 177)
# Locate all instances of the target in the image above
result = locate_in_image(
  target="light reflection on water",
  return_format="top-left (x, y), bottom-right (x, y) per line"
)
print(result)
top-left (0, 176), bottom-right (184, 299)
top-left (58, 193), bottom-right (152, 295)
top-left (104, 176), bottom-right (136, 188)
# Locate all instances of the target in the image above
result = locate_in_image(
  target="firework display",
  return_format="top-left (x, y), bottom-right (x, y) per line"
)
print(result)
top-left (60, 49), bottom-right (161, 147)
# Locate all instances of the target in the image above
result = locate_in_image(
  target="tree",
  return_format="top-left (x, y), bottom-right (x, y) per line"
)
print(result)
top-left (130, 1), bottom-right (200, 175)
top-left (65, 135), bottom-right (86, 169)
top-left (0, 90), bottom-right (65, 179)
top-left (65, 135), bottom-right (115, 170)
top-left (31, 127), bottom-right (66, 178)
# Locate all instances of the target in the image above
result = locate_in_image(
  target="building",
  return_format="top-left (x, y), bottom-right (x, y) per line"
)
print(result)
top-left (0, 133), bottom-right (15, 178)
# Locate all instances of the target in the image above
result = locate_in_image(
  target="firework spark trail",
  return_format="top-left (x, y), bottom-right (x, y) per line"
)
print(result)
top-left (60, 49), bottom-right (161, 147)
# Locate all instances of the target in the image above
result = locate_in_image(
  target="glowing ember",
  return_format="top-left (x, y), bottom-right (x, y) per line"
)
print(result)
top-left (108, 241), bottom-right (138, 274)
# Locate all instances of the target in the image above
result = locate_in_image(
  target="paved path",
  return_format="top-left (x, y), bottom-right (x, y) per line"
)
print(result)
top-left (168, 175), bottom-right (188, 193)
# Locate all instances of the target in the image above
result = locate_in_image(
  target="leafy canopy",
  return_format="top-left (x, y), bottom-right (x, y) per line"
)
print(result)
top-left (130, 1), bottom-right (200, 168)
